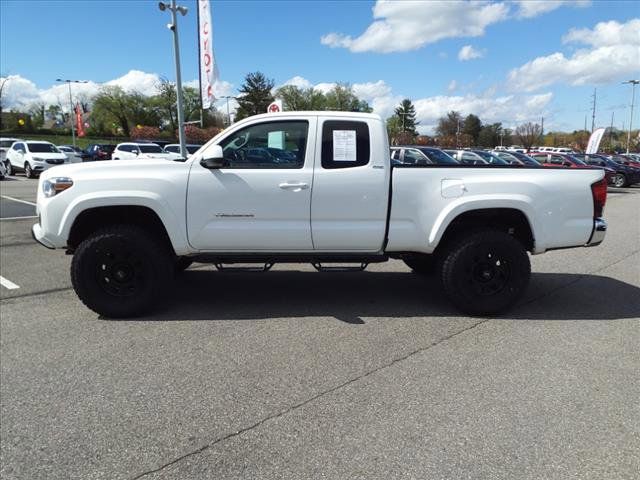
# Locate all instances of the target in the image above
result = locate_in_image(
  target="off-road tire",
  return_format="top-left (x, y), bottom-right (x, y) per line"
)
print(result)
top-left (403, 254), bottom-right (436, 274)
top-left (71, 225), bottom-right (173, 318)
top-left (440, 230), bottom-right (530, 316)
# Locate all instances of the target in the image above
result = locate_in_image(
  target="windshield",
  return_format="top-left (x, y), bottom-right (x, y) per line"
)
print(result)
top-left (473, 150), bottom-right (508, 164)
top-left (138, 145), bottom-right (163, 153)
top-left (566, 155), bottom-right (587, 166)
top-left (509, 152), bottom-right (542, 166)
top-left (27, 143), bottom-right (60, 153)
top-left (418, 148), bottom-right (458, 164)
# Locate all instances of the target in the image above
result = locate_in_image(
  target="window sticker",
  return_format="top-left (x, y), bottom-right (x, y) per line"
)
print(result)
top-left (333, 130), bottom-right (357, 161)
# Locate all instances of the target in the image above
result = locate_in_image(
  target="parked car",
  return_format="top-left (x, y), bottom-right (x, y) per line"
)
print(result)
top-left (5, 141), bottom-right (68, 178)
top-left (492, 151), bottom-right (542, 167)
top-left (551, 147), bottom-right (576, 154)
top-left (85, 144), bottom-right (115, 161)
top-left (33, 111), bottom-right (608, 318)
top-left (390, 146), bottom-right (459, 165)
top-left (446, 149), bottom-right (508, 165)
top-left (163, 144), bottom-right (202, 160)
top-left (573, 154), bottom-right (640, 187)
top-left (57, 145), bottom-right (89, 163)
top-left (112, 142), bottom-right (174, 161)
top-left (608, 154), bottom-right (640, 169)
top-left (0, 137), bottom-right (23, 166)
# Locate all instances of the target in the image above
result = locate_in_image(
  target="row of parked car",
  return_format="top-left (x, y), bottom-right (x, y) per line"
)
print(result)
top-left (1, 136), bottom-right (639, 188)
top-left (390, 146), bottom-right (640, 188)
top-left (0, 137), bottom-right (202, 179)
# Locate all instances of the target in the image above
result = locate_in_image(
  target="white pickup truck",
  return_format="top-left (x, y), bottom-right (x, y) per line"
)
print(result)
top-left (33, 112), bottom-right (607, 318)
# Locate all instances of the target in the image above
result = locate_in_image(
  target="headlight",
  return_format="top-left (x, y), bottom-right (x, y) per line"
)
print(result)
top-left (42, 177), bottom-right (73, 198)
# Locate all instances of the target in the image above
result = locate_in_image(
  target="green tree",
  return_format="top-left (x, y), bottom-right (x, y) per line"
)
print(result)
top-left (275, 85), bottom-right (326, 111)
top-left (462, 114), bottom-right (482, 145)
top-left (325, 83), bottom-right (371, 112)
top-left (477, 122), bottom-right (504, 148)
top-left (386, 115), bottom-right (402, 145)
top-left (92, 86), bottom-right (137, 136)
top-left (394, 99), bottom-right (418, 135)
top-left (235, 71), bottom-right (275, 120)
top-left (436, 111), bottom-right (463, 138)
top-left (27, 103), bottom-right (45, 129)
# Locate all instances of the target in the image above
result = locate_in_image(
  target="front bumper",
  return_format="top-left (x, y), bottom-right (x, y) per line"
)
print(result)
top-left (32, 223), bottom-right (55, 249)
top-left (586, 218), bottom-right (606, 247)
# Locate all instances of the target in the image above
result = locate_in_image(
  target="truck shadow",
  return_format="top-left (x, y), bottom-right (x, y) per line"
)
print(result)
top-left (146, 269), bottom-right (640, 323)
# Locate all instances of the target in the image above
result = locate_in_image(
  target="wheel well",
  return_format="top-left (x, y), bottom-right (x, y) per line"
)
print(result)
top-left (67, 206), bottom-right (175, 255)
top-left (437, 208), bottom-right (534, 252)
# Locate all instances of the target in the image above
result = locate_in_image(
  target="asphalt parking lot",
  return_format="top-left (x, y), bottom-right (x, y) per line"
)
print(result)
top-left (1, 174), bottom-right (639, 480)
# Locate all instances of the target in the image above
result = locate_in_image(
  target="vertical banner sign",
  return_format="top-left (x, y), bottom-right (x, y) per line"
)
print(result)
top-left (586, 127), bottom-right (605, 154)
top-left (198, 0), bottom-right (218, 109)
top-left (75, 103), bottom-right (85, 137)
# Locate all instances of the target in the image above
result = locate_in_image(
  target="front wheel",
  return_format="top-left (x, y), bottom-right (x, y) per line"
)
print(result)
top-left (24, 162), bottom-right (35, 178)
top-left (440, 230), bottom-right (530, 316)
top-left (5, 162), bottom-right (12, 176)
top-left (71, 225), bottom-right (173, 318)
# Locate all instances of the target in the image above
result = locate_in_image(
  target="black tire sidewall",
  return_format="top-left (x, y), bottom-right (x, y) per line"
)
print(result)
top-left (441, 230), bottom-right (530, 316)
top-left (71, 226), bottom-right (172, 318)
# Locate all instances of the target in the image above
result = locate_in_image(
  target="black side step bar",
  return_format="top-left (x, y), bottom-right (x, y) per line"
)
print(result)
top-left (312, 263), bottom-right (369, 272)
top-left (214, 263), bottom-right (274, 272)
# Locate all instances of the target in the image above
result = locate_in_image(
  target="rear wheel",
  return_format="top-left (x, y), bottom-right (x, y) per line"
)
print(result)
top-left (71, 225), bottom-right (173, 318)
top-left (5, 161), bottom-right (12, 176)
top-left (613, 173), bottom-right (627, 188)
top-left (440, 230), bottom-right (530, 316)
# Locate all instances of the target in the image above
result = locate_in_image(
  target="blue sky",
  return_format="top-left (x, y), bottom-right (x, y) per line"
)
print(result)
top-left (1, 0), bottom-right (638, 134)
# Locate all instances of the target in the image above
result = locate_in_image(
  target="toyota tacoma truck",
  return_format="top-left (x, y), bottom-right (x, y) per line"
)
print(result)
top-left (32, 112), bottom-right (607, 318)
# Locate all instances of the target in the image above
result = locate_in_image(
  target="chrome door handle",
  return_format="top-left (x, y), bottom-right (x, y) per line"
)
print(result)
top-left (279, 182), bottom-right (309, 191)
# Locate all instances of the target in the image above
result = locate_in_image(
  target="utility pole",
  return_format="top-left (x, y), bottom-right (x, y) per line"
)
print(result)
top-left (159, 1), bottom-right (188, 158)
top-left (622, 80), bottom-right (639, 154)
top-left (540, 116), bottom-right (544, 145)
top-left (221, 96), bottom-right (236, 126)
top-left (55, 79), bottom-right (88, 148)
top-left (584, 115), bottom-right (587, 132)
top-left (590, 88), bottom-right (597, 133)
top-left (609, 112), bottom-right (615, 152)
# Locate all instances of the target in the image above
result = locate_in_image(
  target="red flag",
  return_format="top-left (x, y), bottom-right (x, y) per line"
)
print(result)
top-left (75, 102), bottom-right (85, 137)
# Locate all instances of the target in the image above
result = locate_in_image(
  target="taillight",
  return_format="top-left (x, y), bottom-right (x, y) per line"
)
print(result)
top-left (591, 178), bottom-right (607, 218)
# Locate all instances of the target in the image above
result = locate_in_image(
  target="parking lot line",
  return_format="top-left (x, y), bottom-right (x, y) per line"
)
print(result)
top-left (0, 276), bottom-right (20, 290)
top-left (0, 195), bottom-right (37, 206)
top-left (0, 215), bottom-right (39, 221)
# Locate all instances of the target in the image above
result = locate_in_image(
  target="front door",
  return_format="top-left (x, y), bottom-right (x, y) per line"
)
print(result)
top-left (187, 118), bottom-right (315, 251)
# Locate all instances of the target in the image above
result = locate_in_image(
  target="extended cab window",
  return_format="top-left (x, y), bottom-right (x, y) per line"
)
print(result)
top-left (321, 120), bottom-right (370, 169)
top-left (218, 121), bottom-right (308, 169)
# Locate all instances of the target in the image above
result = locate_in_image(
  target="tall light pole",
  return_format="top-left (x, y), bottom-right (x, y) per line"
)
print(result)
top-left (622, 80), bottom-right (639, 154)
top-left (158, 1), bottom-right (188, 158)
top-left (220, 96), bottom-right (236, 126)
top-left (56, 79), bottom-right (88, 148)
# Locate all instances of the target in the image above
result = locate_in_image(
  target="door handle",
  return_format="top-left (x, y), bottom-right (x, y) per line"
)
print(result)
top-left (279, 182), bottom-right (309, 191)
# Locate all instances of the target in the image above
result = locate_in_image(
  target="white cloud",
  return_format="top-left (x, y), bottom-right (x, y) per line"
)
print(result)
top-left (282, 76), bottom-right (313, 89)
top-left (458, 45), bottom-right (485, 61)
top-left (513, 0), bottom-right (590, 19)
top-left (562, 18), bottom-right (640, 46)
top-left (508, 19), bottom-right (640, 92)
top-left (105, 70), bottom-right (161, 94)
top-left (447, 80), bottom-right (458, 92)
top-left (320, 0), bottom-right (509, 53)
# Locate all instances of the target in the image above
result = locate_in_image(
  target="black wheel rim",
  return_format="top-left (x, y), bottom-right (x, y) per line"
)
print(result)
top-left (94, 245), bottom-right (146, 297)
top-left (465, 247), bottom-right (511, 296)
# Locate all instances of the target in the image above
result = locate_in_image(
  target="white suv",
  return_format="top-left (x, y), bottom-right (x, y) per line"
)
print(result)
top-left (163, 144), bottom-right (201, 160)
top-left (1, 137), bottom-right (23, 166)
top-left (112, 142), bottom-right (174, 161)
top-left (5, 141), bottom-right (68, 178)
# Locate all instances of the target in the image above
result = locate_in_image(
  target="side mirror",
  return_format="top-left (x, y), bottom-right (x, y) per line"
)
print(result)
top-left (200, 145), bottom-right (226, 169)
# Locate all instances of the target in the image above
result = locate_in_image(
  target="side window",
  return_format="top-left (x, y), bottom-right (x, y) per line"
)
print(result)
top-left (321, 120), bottom-right (370, 169)
top-left (217, 120), bottom-right (308, 169)
top-left (390, 149), bottom-right (400, 160)
top-left (120, 145), bottom-right (135, 153)
top-left (461, 152), bottom-right (478, 162)
top-left (403, 149), bottom-right (427, 165)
